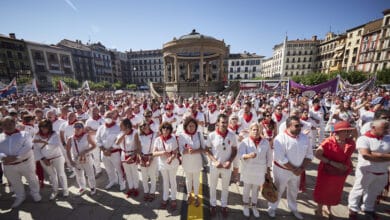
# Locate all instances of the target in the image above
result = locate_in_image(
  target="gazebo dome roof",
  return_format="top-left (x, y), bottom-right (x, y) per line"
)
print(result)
top-left (179, 29), bottom-right (216, 40)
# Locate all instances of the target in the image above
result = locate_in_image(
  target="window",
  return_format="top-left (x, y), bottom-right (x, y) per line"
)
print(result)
top-left (252, 66), bottom-right (256, 72)
top-left (237, 67), bottom-right (240, 72)
top-left (252, 73), bottom-right (255, 78)
top-left (230, 67), bottom-right (233, 73)
top-left (356, 39), bottom-right (360, 45)
top-left (7, 51), bottom-right (12, 58)
top-left (244, 74), bottom-right (248, 79)
top-left (245, 60), bottom-right (249, 65)
top-left (236, 61), bottom-right (239, 66)
top-left (298, 58), bottom-right (301, 62)
top-left (358, 30), bottom-right (362, 36)
top-left (286, 58), bottom-right (289, 63)
top-left (245, 67), bottom-right (248, 72)
top-left (231, 61), bottom-right (234, 66)
top-left (286, 65), bottom-right (289, 70)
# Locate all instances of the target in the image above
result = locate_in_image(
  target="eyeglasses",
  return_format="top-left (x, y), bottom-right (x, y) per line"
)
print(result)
top-left (265, 114), bottom-right (271, 117)
top-left (145, 115), bottom-right (152, 118)
top-left (162, 126), bottom-right (170, 129)
top-left (380, 116), bottom-right (389, 120)
top-left (231, 118), bottom-right (238, 120)
top-left (276, 108), bottom-right (282, 110)
top-left (293, 124), bottom-right (303, 128)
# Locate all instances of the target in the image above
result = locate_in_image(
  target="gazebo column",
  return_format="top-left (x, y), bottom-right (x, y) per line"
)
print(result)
top-left (164, 58), bottom-right (169, 82)
top-left (205, 61), bottom-right (210, 82)
top-left (219, 56), bottom-right (224, 81)
top-left (187, 62), bottom-right (191, 80)
top-left (174, 55), bottom-right (178, 83)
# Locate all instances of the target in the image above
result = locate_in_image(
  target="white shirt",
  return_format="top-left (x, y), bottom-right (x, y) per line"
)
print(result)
top-left (154, 136), bottom-right (180, 170)
top-left (33, 133), bottom-right (62, 160)
top-left (207, 130), bottom-right (237, 164)
top-left (0, 131), bottom-right (33, 163)
top-left (52, 118), bottom-right (66, 133)
top-left (85, 117), bottom-right (105, 131)
top-left (356, 134), bottom-right (390, 173)
top-left (96, 124), bottom-right (121, 149)
top-left (273, 131), bottom-right (313, 168)
top-left (178, 131), bottom-right (205, 172)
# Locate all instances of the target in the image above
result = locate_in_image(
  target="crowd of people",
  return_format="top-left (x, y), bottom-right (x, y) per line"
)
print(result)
top-left (0, 88), bottom-right (389, 219)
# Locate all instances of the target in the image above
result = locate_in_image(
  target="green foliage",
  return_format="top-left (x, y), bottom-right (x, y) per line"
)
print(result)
top-left (16, 76), bottom-right (32, 85)
top-left (376, 68), bottom-right (390, 84)
top-left (112, 81), bottom-right (124, 90)
top-left (291, 71), bottom-right (368, 85)
top-left (126, 84), bottom-right (137, 90)
top-left (51, 76), bottom-right (79, 89)
top-left (88, 81), bottom-right (111, 90)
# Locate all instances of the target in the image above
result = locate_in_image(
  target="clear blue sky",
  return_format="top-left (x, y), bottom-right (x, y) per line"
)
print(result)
top-left (1, 0), bottom-right (389, 57)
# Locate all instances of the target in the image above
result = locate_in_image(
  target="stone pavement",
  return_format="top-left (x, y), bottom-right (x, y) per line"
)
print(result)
top-left (0, 153), bottom-right (389, 220)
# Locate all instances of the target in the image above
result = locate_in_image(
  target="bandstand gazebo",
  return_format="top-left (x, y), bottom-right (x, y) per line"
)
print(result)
top-left (155, 29), bottom-right (229, 98)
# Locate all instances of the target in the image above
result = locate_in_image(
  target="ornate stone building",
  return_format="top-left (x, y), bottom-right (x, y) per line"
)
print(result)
top-left (228, 52), bottom-right (264, 81)
top-left (159, 30), bottom-right (229, 97)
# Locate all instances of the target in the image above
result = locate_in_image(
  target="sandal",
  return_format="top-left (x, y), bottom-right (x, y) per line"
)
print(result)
top-left (144, 193), bottom-right (150, 201)
top-left (187, 194), bottom-right (193, 204)
top-left (314, 209), bottom-right (324, 217)
top-left (148, 193), bottom-right (155, 202)
top-left (193, 197), bottom-right (200, 207)
top-left (160, 201), bottom-right (168, 209)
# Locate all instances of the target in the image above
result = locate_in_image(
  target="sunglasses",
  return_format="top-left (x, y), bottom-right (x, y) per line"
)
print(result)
top-left (162, 126), bottom-right (171, 129)
top-left (145, 115), bottom-right (152, 118)
top-left (231, 118), bottom-right (238, 120)
top-left (276, 108), bottom-right (282, 110)
top-left (293, 124), bottom-right (303, 128)
top-left (265, 114), bottom-right (271, 117)
top-left (74, 124), bottom-right (84, 129)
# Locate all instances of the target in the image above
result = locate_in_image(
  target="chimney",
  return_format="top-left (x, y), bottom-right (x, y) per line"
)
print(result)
top-left (312, 35), bottom-right (317, 41)
top-left (9, 33), bottom-right (16, 39)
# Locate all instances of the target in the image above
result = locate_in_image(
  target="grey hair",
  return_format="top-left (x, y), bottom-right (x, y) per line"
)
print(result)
top-left (371, 119), bottom-right (389, 128)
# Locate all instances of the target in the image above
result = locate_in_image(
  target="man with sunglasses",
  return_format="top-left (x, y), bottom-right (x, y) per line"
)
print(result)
top-left (268, 116), bottom-right (313, 219)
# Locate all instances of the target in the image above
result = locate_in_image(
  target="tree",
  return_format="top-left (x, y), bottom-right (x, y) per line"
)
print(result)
top-left (112, 81), bottom-right (124, 90)
top-left (376, 68), bottom-right (390, 84)
top-left (126, 84), bottom-right (137, 90)
top-left (16, 76), bottom-right (32, 85)
top-left (51, 76), bottom-right (79, 89)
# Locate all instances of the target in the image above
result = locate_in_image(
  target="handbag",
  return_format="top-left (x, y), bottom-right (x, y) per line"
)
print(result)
top-left (323, 163), bottom-right (348, 176)
top-left (261, 176), bottom-right (278, 203)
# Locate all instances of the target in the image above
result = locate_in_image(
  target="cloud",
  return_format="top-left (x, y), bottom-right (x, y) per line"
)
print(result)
top-left (64, 0), bottom-right (78, 12)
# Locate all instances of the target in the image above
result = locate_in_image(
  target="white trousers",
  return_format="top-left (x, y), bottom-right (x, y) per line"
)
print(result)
top-left (160, 167), bottom-right (178, 201)
top-left (74, 155), bottom-right (96, 189)
top-left (40, 156), bottom-right (68, 193)
top-left (140, 162), bottom-right (157, 194)
top-left (185, 171), bottom-right (201, 196)
top-left (268, 165), bottom-right (300, 212)
top-left (312, 123), bottom-right (324, 145)
top-left (91, 147), bottom-right (102, 174)
top-left (123, 163), bottom-right (139, 189)
top-left (243, 183), bottom-right (260, 204)
top-left (102, 152), bottom-right (124, 184)
top-left (4, 156), bottom-right (40, 200)
top-left (348, 167), bottom-right (388, 212)
top-left (210, 167), bottom-right (231, 207)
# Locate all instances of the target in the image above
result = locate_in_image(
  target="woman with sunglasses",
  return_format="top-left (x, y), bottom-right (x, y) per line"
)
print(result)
top-left (66, 121), bottom-right (97, 196)
top-left (116, 118), bottom-right (140, 198)
top-left (153, 122), bottom-right (180, 210)
top-left (138, 120), bottom-right (158, 202)
top-left (313, 121), bottom-right (356, 219)
top-left (177, 117), bottom-right (205, 207)
top-left (144, 110), bottom-right (159, 133)
top-left (228, 114), bottom-right (244, 185)
top-left (260, 112), bottom-right (278, 147)
top-left (33, 119), bottom-right (68, 200)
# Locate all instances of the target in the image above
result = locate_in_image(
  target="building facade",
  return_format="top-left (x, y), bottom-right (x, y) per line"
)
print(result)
top-left (261, 57), bottom-right (273, 78)
top-left (0, 33), bottom-right (32, 82)
top-left (228, 52), bottom-right (264, 81)
top-left (26, 41), bottom-right (75, 90)
top-left (127, 49), bottom-right (163, 86)
top-left (357, 19), bottom-right (382, 72)
top-left (110, 50), bottom-right (128, 83)
top-left (90, 42), bottom-right (113, 82)
top-left (57, 39), bottom-right (94, 82)
top-left (318, 32), bottom-right (347, 73)
top-left (343, 25), bottom-right (365, 72)
top-left (373, 9), bottom-right (390, 72)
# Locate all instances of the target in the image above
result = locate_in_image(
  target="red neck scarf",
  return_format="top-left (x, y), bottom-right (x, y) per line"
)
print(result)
top-left (274, 113), bottom-right (282, 122)
top-left (160, 134), bottom-right (172, 142)
top-left (184, 129), bottom-right (196, 136)
top-left (228, 124), bottom-right (239, 131)
top-left (314, 105), bottom-right (321, 111)
top-left (105, 122), bottom-right (116, 128)
top-left (143, 104), bottom-right (147, 110)
top-left (74, 132), bottom-right (86, 140)
top-left (216, 128), bottom-right (228, 138)
top-left (93, 115), bottom-right (101, 121)
top-left (128, 114), bottom-right (135, 120)
top-left (178, 104), bottom-right (184, 108)
top-left (61, 116), bottom-right (67, 120)
top-left (143, 130), bottom-right (153, 136)
top-left (300, 116), bottom-right (308, 121)
top-left (5, 129), bottom-right (20, 136)
top-left (250, 136), bottom-right (261, 146)
top-left (166, 112), bottom-right (173, 118)
top-left (365, 131), bottom-right (383, 140)
top-left (125, 129), bottom-right (133, 136)
top-left (23, 122), bottom-right (32, 126)
top-left (192, 111), bottom-right (198, 119)
top-left (149, 120), bottom-right (154, 125)
top-left (52, 117), bottom-right (58, 123)
top-left (68, 120), bottom-right (76, 126)
top-left (284, 130), bottom-right (298, 139)
top-left (185, 103), bottom-right (189, 108)
top-left (243, 112), bottom-right (252, 123)
top-left (39, 131), bottom-right (51, 139)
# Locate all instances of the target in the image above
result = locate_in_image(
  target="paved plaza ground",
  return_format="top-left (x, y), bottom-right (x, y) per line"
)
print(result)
top-left (0, 153), bottom-right (389, 220)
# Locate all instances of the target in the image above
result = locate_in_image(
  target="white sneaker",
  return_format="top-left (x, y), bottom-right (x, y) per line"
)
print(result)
top-left (11, 196), bottom-right (25, 208)
top-left (90, 188), bottom-right (96, 196)
top-left (49, 192), bottom-right (58, 200)
top-left (119, 182), bottom-right (126, 191)
top-left (105, 181), bottom-right (116, 189)
top-left (252, 206), bottom-right (260, 218)
top-left (292, 210), bottom-right (304, 220)
top-left (268, 208), bottom-right (276, 218)
top-left (32, 194), bottom-right (42, 202)
top-left (243, 206), bottom-right (250, 217)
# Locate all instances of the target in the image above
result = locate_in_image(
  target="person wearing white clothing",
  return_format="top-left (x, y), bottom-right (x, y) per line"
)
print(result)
top-left (348, 119), bottom-right (390, 220)
top-left (162, 104), bottom-right (177, 133)
top-left (267, 116), bottom-right (313, 220)
top-left (96, 111), bottom-right (125, 191)
top-left (33, 119), bottom-right (68, 200)
top-left (0, 116), bottom-right (41, 208)
top-left (138, 120), bottom-right (158, 202)
top-left (178, 117), bottom-right (205, 207)
top-left (116, 118), bottom-right (141, 198)
top-left (206, 114), bottom-right (238, 218)
top-left (66, 121), bottom-right (97, 196)
top-left (153, 122), bottom-right (180, 210)
top-left (85, 107), bottom-right (104, 176)
top-left (239, 122), bottom-right (272, 218)
top-left (309, 98), bottom-right (325, 146)
top-left (60, 112), bottom-right (78, 177)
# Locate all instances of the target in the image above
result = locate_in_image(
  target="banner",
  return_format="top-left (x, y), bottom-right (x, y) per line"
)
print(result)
top-left (289, 77), bottom-right (339, 96)
top-left (0, 78), bottom-right (17, 98)
top-left (338, 76), bottom-right (376, 92)
top-left (21, 78), bottom-right (39, 94)
top-left (80, 80), bottom-right (90, 92)
top-left (58, 80), bottom-right (70, 94)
